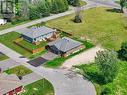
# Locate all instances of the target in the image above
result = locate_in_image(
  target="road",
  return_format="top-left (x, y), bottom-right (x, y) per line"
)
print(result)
top-left (0, 43), bottom-right (96, 95)
top-left (0, 0), bottom-right (120, 36)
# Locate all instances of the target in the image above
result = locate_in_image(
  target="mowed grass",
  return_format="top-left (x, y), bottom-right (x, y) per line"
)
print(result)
top-left (0, 54), bottom-right (9, 61)
top-left (5, 65), bottom-right (32, 76)
top-left (46, 7), bottom-right (127, 50)
top-left (75, 61), bottom-right (127, 95)
top-left (20, 79), bottom-right (54, 95)
top-left (0, 32), bottom-right (32, 57)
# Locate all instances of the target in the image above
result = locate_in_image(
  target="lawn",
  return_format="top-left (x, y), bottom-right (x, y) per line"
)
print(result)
top-left (0, 20), bottom-right (31, 31)
top-left (20, 79), bottom-right (54, 95)
top-left (0, 32), bottom-right (47, 59)
top-left (5, 65), bottom-right (32, 76)
top-left (75, 61), bottom-right (127, 95)
top-left (18, 40), bottom-right (47, 50)
top-left (46, 7), bottom-right (127, 50)
top-left (0, 54), bottom-right (9, 61)
top-left (44, 40), bottom-right (94, 68)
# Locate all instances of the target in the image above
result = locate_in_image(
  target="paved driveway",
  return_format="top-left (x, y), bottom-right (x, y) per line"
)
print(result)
top-left (28, 57), bottom-right (48, 67)
top-left (0, 59), bottom-right (20, 71)
top-left (62, 46), bottom-right (104, 68)
top-left (41, 52), bottom-right (58, 61)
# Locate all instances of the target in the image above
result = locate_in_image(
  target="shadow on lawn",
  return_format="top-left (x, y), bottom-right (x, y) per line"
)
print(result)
top-left (83, 72), bottom-right (106, 85)
top-left (106, 8), bottom-right (121, 13)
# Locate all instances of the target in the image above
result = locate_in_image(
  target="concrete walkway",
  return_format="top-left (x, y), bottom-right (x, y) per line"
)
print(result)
top-left (0, 43), bottom-right (96, 95)
top-left (62, 46), bottom-right (103, 68)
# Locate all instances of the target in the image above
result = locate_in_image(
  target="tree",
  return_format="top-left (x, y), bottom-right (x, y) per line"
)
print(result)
top-left (118, 41), bottom-right (127, 60)
top-left (37, 0), bottom-right (50, 17)
top-left (67, 0), bottom-right (80, 7)
top-left (29, 5), bottom-right (40, 20)
top-left (74, 6), bottom-right (82, 23)
top-left (51, 0), bottom-right (69, 14)
top-left (120, 0), bottom-right (126, 12)
top-left (95, 50), bottom-right (118, 84)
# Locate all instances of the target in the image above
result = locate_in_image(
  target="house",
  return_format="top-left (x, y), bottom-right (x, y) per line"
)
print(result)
top-left (0, 19), bottom-right (7, 25)
top-left (46, 37), bottom-right (85, 57)
top-left (17, 26), bottom-right (57, 43)
top-left (0, 73), bottom-right (23, 95)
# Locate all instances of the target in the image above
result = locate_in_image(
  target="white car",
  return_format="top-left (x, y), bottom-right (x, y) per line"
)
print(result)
top-left (0, 19), bottom-right (7, 25)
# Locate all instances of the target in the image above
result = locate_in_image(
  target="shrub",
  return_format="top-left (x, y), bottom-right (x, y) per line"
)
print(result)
top-left (101, 87), bottom-right (111, 95)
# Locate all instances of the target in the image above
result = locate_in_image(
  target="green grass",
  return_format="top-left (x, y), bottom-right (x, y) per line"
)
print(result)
top-left (5, 65), bottom-right (32, 76)
top-left (0, 32), bottom-right (47, 59)
top-left (75, 61), bottom-right (127, 95)
top-left (0, 54), bottom-right (9, 61)
top-left (44, 40), bottom-right (94, 68)
top-left (80, 0), bottom-right (87, 6)
top-left (18, 40), bottom-right (47, 50)
top-left (20, 79), bottom-right (54, 95)
top-left (46, 7), bottom-right (127, 51)
top-left (0, 20), bottom-right (31, 31)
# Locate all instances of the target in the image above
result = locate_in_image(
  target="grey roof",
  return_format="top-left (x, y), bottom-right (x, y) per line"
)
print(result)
top-left (48, 37), bottom-right (83, 52)
top-left (0, 73), bottom-right (22, 95)
top-left (17, 26), bottom-right (56, 39)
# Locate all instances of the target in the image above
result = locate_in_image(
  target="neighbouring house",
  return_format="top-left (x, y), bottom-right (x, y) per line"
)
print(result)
top-left (17, 26), bottom-right (57, 43)
top-left (0, 19), bottom-right (7, 25)
top-left (0, 73), bottom-right (23, 95)
top-left (46, 37), bottom-right (85, 57)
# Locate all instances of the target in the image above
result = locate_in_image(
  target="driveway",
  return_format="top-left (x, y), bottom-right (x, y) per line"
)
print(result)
top-left (21, 72), bottom-right (42, 86)
top-left (28, 57), bottom-right (48, 67)
top-left (62, 46), bottom-right (104, 68)
top-left (0, 59), bottom-right (20, 71)
top-left (41, 52), bottom-right (58, 61)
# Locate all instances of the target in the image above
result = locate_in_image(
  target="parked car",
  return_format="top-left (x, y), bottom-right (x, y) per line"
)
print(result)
top-left (0, 19), bottom-right (7, 25)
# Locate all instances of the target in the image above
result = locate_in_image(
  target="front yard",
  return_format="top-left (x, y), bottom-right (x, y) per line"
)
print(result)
top-left (20, 79), bottom-right (54, 95)
top-left (5, 65), bottom-right (32, 76)
top-left (75, 61), bottom-right (127, 95)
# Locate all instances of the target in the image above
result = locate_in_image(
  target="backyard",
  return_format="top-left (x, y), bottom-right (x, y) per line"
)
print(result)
top-left (0, 32), bottom-right (48, 59)
top-left (46, 7), bottom-right (127, 50)
top-left (5, 65), bottom-right (32, 76)
top-left (75, 61), bottom-right (127, 95)
top-left (20, 79), bottom-right (54, 95)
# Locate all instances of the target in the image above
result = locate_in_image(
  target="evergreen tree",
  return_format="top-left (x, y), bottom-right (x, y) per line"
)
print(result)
top-left (95, 50), bottom-right (118, 84)
top-left (51, 0), bottom-right (69, 14)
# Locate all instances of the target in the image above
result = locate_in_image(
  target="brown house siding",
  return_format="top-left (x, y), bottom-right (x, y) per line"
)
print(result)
top-left (62, 45), bottom-right (85, 57)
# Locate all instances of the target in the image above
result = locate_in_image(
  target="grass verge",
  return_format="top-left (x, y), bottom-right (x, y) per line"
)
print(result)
top-left (5, 65), bottom-right (32, 76)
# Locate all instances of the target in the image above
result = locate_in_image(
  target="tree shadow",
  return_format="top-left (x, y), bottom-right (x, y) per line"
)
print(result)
top-left (106, 8), bottom-right (121, 13)
top-left (83, 72), bottom-right (106, 85)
